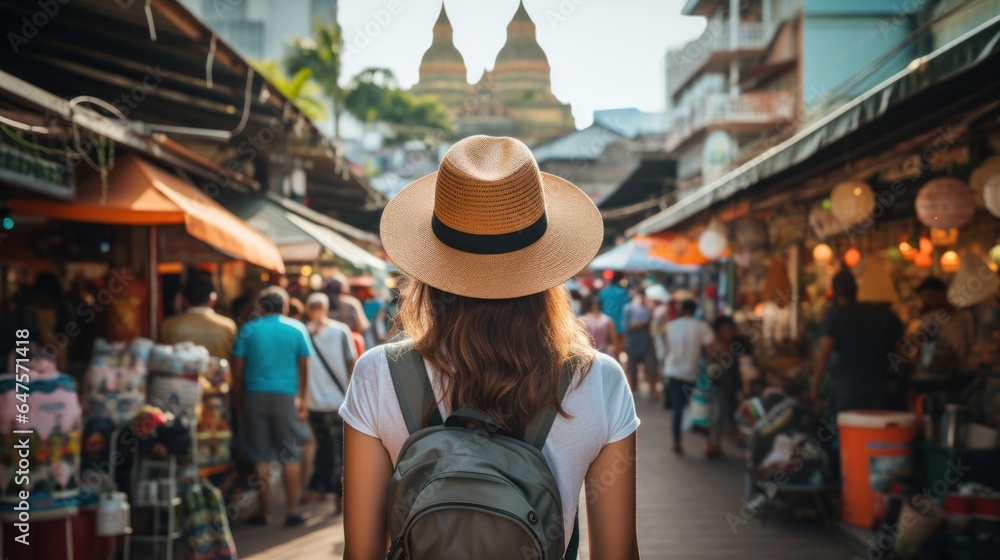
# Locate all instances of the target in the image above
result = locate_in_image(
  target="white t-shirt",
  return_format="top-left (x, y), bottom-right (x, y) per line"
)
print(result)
top-left (307, 320), bottom-right (357, 412)
top-left (664, 316), bottom-right (715, 382)
top-left (340, 347), bottom-right (640, 544)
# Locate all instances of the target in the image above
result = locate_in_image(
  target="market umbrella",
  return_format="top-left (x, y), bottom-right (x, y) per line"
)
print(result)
top-left (588, 238), bottom-right (700, 273)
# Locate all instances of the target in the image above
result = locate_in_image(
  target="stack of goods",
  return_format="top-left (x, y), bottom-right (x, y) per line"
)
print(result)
top-left (944, 484), bottom-right (1000, 546)
top-left (197, 393), bottom-right (232, 468)
top-left (147, 342), bottom-right (207, 427)
top-left (197, 357), bottom-right (232, 469)
top-left (80, 338), bottom-right (154, 501)
top-left (0, 368), bottom-right (82, 519)
top-left (82, 338), bottom-right (154, 425)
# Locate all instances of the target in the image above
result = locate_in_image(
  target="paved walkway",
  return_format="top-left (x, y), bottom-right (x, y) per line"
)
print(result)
top-left (232, 394), bottom-right (854, 559)
top-left (631, 395), bottom-right (851, 559)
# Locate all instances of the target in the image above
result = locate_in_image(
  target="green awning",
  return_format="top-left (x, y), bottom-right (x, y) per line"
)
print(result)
top-left (631, 15), bottom-right (1000, 236)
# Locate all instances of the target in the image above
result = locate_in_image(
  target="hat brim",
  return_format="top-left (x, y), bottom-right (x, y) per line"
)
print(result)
top-left (380, 171), bottom-right (604, 299)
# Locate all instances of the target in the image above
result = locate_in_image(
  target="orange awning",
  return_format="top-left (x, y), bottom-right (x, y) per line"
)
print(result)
top-left (642, 232), bottom-right (731, 265)
top-left (10, 155), bottom-right (285, 273)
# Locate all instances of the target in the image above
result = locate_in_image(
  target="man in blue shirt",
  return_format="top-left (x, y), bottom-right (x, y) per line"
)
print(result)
top-left (599, 273), bottom-right (630, 351)
top-left (232, 286), bottom-right (312, 527)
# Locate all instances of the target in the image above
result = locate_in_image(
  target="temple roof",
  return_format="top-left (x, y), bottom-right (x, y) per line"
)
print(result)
top-left (418, 3), bottom-right (466, 75)
top-left (494, 1), bottom-right (549, 69)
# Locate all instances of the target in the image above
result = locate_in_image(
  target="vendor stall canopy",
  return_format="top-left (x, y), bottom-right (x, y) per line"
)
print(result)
top-left (588, 237), bottom-right (701, 274)
top-left (0, 0), bottom-right (385, 230)
top-left (218, 193), bottom-right (387, 273)
top-left (10, 155), bottom-right (286, 272)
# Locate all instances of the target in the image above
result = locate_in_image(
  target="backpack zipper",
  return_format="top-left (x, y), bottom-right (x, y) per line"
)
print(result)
top-left (422, 469), bottom-right (562, 519)
top-left (399, 502), bottom-right (546, 559)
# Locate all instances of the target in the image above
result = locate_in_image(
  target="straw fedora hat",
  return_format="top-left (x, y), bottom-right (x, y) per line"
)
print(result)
top-left (380, 135), bottom-right (603, 299)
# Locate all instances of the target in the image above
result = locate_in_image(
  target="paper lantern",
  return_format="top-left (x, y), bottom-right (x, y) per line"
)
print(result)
top-left (886, 246), bottom-right (902, 262)
top-left (915, 252), bottom-right (933, 268)
top-left (940, 251), bottom-right (961, 274)
top-left (762, 258), bottom-right (790, 306)
top-left (830, 180), bottom-right (875, 226)
top-left (915, 178), bottom-right (976, 228)
top-left (812, 243), bottom-right (834, 263)
top-left (698, 229), bottom-right (728, 260)
top-left (919, 237), bottom-right (933, 255)
top-left (990, 244), bottom-right (1000, 264)
top-left (948, 254), bottom-right (1000, 308)
top-left (844, 248), bottom-right (861, 267)
top-left (899, 242), bottom-right (918, 261)
top-left (984, 174), bottom-right (1000, 218)
top-left (970, 155), bottom-right (1000, 206)
top-left (858, 257), bottom-right (901, 306)
top-left (930, 228), bottom-right (959, 247)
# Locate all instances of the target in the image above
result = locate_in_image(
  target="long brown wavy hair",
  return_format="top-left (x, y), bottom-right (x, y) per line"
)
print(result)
top-left (396, 278), bottom-right (595, 434)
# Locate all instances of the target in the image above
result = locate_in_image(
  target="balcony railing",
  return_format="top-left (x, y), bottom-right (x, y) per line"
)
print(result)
top-left (665, 90), bottom-right (795, 152)
top-left (666, 21), bottom-right (777, 96)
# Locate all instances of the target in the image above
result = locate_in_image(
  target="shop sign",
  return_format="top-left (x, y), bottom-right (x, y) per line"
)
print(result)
top-left (0, 141), bottom-right (75, 199)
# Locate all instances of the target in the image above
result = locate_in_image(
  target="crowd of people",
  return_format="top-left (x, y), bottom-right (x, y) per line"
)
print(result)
top-left (570, 276), bottom-right (745, 459)
top-left (154, 271), bottom-right (393, 528)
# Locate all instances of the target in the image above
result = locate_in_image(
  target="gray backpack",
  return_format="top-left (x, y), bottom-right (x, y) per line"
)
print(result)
top-left (384, 340), bottom-right (570, 560)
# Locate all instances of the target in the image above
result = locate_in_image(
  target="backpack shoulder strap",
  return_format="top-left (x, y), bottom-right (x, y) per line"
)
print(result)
top-left (385, 338), bottom-right (443, 435)
top-left (522, 361), bottom-right (575, 451)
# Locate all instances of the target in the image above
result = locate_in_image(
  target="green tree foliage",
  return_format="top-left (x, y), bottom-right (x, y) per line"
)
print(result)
top-left (284, 22), bottom-right (344, 137)
top-left (376, 90), bottom-right (453, 143)
top-left (251, 60), bottom-right (328, 123)
top-left (284, 22), bottom-right (452, 143)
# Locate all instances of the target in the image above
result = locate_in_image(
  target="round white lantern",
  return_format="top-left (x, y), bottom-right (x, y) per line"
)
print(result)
top-left (970, 155), bottom-right (1000, 206)
top-left (698, 229), bottom-right (728, 260)
top-left (984, 174), bottom-right (1000, 219)
top-left (830, 180), bottom-right (876, 226)
top-left (812, 243), bottom-right (833, 263)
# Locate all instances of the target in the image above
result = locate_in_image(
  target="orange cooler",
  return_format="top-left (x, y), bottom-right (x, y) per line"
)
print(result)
top-left (838, 410), bottom-right (918, 528)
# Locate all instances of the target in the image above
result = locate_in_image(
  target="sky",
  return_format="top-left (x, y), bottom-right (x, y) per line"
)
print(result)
top-left (337, 0), bottom-right (706, 128)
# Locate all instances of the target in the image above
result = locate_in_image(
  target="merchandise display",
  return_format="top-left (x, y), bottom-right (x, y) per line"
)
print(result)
top-left (0, 368), bottom-right (82, 519)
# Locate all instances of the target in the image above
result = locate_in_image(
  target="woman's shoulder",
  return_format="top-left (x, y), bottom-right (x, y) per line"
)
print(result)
top-left (573, 351), bottom-right (627, 393)
top-left (355, 344), bottom-right (389, 374)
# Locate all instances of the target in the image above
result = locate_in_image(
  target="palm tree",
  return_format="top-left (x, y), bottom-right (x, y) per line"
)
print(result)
top-left (285, 23), bottom-right (452, 143)
top-left (284, 21), bottom-right (345, 138)
top-left (251, 60), bottom-right (328, 123)
top-left (343, 67), bottom-right (398, 124)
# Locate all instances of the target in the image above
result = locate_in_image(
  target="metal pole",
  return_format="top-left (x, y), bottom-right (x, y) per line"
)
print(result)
top-left (150, 225), bottom-right (158, 341)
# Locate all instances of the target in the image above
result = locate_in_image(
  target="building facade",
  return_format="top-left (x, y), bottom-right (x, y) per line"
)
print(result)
top-left (664, 0), bottom-right (924, 192)
top-left (178, 0), bottom-right (337, 60)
